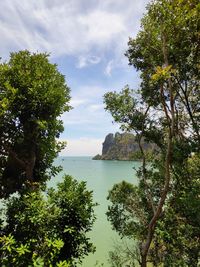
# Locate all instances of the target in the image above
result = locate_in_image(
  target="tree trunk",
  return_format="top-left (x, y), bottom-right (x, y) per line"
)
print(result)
top-left (25, 149), bottom-right (36, 182)
top-left (139, 33), bottom-right (175, 266)
top-left (141, 255), bottom-right (147, 267)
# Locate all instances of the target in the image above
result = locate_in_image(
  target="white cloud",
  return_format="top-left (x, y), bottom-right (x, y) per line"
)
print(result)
top-left (60, 138), bottom-right (103, 156)
top-left (60, 85), bottom-right (108, 127)
top-left (0, 0), bottom-right (150, 63)
top-left (78, 10), bottom-right (125, 45)
top-left (70, 98), bottom-right (88, 108)
top-left (104, 60), bottom-right (114, 76)
top-left (76, 55), bottom-right (101, 68)
top-left (88, 104), bottom-right (105, 112)
top-left (71, 85), bottom-right (108, 101)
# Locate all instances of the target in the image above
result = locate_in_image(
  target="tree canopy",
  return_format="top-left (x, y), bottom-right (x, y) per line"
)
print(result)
top-left (105, 0), bottom-right (200, 266)
top-left (0, 51), bottom-right (96, 266)
top-left (0, 175), bottom-right (96, 267)
top-left (0, 50), bottom-right (71, 197)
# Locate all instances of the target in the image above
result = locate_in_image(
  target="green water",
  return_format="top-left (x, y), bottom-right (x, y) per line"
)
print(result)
top-left (49, 157), bottom-right (140, 267)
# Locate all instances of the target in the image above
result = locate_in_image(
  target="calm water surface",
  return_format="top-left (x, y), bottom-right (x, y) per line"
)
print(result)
top-left (49, 157), bottom-right (140, 267)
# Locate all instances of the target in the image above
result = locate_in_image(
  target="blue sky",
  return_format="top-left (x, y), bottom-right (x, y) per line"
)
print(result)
top-left (0, 0), bottom-right (150, 156)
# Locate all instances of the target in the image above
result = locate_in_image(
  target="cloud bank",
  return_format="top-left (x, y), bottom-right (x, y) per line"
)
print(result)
top-left (60, 138), bottom-right (103, 156)
top-left (0, 0), bottom-right (149, 65)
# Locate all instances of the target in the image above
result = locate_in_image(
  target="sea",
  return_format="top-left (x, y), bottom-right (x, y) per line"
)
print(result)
top-left (49, 157), bottom-right (140, 267)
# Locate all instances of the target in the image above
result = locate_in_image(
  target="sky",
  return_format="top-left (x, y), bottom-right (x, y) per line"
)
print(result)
top-left (0, 0), bottom-right (150, 156)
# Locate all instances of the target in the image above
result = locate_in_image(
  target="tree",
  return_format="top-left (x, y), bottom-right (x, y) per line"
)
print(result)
top-left (0, 50), bottom-right (71, 197)
top-left (0, 51), bottom-right (97, 266)
top-left (105, 0), bottom-right (200, 266)
top-left (154, 153), bottom-right (200, 267)
top-left (0, 175), bottom-right (96, 267)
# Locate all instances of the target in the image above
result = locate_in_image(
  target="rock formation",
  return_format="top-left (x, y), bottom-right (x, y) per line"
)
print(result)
top-left (93, 132), bottom-right (155, 160)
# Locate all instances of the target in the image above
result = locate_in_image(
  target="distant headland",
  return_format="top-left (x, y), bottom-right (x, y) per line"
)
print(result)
top-left (93, 132), bottom-right (155, 161)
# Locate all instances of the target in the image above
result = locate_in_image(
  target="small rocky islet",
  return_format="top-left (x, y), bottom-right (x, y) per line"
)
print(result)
top-left (93, 132), bottom-right (155, 161)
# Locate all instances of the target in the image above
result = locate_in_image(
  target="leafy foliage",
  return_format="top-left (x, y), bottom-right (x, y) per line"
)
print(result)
top-left (0, 51), bottom-right (96, 266)
top-left (105, 0), bottom-right (200, 266)
top-left (0, 50), bottom-right (71, 197)
top-left (0, 175), bottom-right (96, 266)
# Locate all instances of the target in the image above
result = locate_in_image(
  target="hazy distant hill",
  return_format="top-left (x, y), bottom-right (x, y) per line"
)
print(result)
top-left (93, 132), bottom-right (155, 161)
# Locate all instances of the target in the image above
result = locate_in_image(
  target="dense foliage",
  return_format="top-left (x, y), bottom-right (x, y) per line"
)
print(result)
top-left (105, 0), bottom-right (200, 266)
top-left (0, 51), bottom-right (96, 266)
top-left (0, 50), bottom-right (71, 197)
top-left (0, 175), bottom-right (96, 267)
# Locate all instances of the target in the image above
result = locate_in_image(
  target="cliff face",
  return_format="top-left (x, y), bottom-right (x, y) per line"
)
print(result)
top-left (102, 133), bottom-right (115, 155)
top-left (93, 132), bottom-right (155, 160)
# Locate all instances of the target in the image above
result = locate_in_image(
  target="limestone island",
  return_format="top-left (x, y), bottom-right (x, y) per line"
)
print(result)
top-left (93, 132), bottom-right (155, 161)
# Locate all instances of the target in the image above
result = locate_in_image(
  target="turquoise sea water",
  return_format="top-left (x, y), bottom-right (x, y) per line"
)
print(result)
top-left (49, 157), bottom-right (140, 267)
